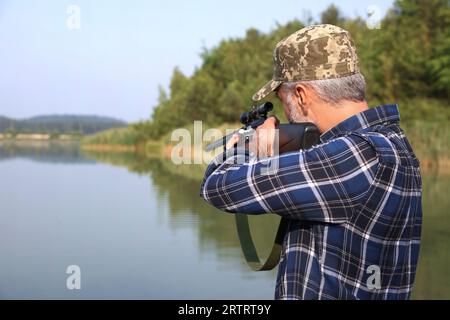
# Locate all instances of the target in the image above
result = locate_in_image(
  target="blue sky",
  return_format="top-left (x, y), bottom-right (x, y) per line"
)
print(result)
top-left (0, 0), bottom-right (394, 122)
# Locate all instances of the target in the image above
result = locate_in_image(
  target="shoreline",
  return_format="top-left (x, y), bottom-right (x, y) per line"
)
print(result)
top-left (0, 133), bottom-right (80, 142)
top-left (81, 142), bottom-right (450, 175)
top-left (81, 144), bottom-right (136, 153)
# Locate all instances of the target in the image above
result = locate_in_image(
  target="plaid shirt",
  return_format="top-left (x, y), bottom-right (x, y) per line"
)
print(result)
top-left (200, 104), bottom-right (422, 300)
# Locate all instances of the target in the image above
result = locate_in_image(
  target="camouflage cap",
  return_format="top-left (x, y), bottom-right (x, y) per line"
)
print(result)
top-left (252, 24), bottom-right (360, 101)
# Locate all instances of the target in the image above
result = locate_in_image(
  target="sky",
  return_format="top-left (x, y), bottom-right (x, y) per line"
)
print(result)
top-left (0, 0), bottom-right (394, 123)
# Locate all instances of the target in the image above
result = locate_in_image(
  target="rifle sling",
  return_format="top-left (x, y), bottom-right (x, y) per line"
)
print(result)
top-left (235, 215), bottom-right (289, 271)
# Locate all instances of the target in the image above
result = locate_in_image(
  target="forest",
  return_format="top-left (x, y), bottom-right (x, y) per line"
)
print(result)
top-left (131, 0), bottom-right (449, 142)
top-left (0, 115), bottom-right (126, 136)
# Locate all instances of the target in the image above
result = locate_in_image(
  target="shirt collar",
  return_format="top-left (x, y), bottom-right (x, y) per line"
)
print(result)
top-left (320, 104), bottom-right (400, 143)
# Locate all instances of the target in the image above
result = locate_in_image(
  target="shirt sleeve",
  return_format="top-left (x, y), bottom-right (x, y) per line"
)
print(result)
top-left (200, 134), bottom-right (379, 223)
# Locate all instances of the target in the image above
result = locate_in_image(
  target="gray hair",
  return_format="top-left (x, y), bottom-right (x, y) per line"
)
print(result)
top-left (281, 72), bottom-right (366, 104)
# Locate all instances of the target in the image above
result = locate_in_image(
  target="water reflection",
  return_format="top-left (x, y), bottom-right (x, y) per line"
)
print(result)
top-left (413, 173), bottom-right (450, 299)
top-left (83, 150), bottom-right (450, 299)
top-left (0, 141), bottom-right (93, 164)
top-left (83, 150), bottom-right (281, 272)
top-left (0, 142), bottom-right (448, 299)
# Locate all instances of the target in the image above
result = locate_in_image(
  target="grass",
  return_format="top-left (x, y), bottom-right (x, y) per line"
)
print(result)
top-left (81, 127), bottom-right (140, 152)
top-left (402, 121), bottom-right (450, 172)
top-left (82, 127), bottom-right (139, 146)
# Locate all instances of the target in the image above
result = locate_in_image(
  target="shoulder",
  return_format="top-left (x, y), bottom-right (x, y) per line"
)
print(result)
top-left (349, 128), bottom-right (402, 165)
top-left (275, 134), bottom-right (379, 172)
top-left (303, 134), bottom-right (378, 164)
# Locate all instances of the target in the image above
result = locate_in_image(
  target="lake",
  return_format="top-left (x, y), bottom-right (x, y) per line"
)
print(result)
top-left (0, 141), bottom-right (448, 299)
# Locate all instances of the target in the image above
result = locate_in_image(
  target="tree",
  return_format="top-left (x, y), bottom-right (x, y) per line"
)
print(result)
top-left (137, 1), bottom-right (449, 140)
top-left (321, 4), bottom-right (345, 26)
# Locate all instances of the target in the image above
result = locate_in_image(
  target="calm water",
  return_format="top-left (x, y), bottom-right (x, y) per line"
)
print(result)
top-left (0, 141), bottom-right (449, 299)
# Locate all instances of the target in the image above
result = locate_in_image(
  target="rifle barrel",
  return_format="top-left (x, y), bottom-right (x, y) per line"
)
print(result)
top-left (204, 130), bottom-right (240, 152)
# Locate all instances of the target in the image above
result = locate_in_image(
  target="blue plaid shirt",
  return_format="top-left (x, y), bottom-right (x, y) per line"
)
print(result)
top-left (201, 104), bottom-right (422, 300)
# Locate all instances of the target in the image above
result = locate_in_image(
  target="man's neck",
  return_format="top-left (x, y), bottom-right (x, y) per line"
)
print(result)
top-left (316, 100), bottom-right (369, 133)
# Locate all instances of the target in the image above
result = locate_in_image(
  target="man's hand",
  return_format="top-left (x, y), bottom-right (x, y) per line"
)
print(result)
top-left (225, 133), bottom-right (240, 150)
top-left (224, 116), bottom-right (279, 158)
top-left (251, 116), bottom-right (279, 158)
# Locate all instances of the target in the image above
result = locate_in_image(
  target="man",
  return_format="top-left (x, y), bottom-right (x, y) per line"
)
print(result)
top-left (200, 24), bottom-right (422, 300)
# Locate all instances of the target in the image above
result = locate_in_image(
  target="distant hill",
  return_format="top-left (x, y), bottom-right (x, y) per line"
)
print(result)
top-left (0, 115), bottom-right (127, 135)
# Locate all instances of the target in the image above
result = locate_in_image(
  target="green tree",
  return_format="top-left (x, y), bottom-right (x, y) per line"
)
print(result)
top-left (135, 1), bottom-right (449, 141)
top-left (321, 4), bottom-right (345, 26)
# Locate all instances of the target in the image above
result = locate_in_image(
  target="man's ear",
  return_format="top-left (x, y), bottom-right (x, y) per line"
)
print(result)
top-left (294, 84), bottom-right (310, 116)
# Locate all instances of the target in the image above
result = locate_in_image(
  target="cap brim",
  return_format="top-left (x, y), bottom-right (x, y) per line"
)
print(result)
top-left (252, 79), bottom-right (282, 102)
